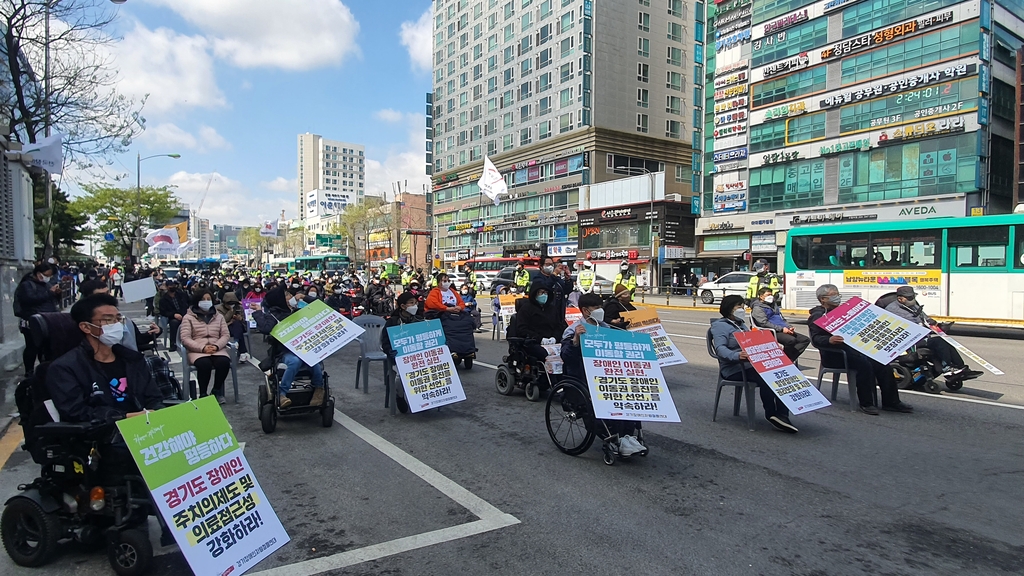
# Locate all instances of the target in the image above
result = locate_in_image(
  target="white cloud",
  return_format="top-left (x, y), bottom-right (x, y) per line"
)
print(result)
top-left (114, 24), bottom-right (226, 113)
top-left (142, 123), bottom-right (230, 152)
top-left (400, 8), bottom-right (434, 72)
top-left (365, 113), bottom-right (431, 199)
top-left (374, 109), bottom-right (405, 123)
top-left (167, 171), bottom-right (295, 226)
top-left (147, 0), bottom-right (360, 70)
top-left (261, 177), bottom-right (297, 192)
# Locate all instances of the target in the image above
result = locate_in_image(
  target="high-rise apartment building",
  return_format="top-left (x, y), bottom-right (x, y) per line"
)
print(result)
top-left (297, 133), bottom-right (365, 218)
top-left (697, 0), bottom-right (1024, 276)
top-left (429, 0), bottom-right (701, 271)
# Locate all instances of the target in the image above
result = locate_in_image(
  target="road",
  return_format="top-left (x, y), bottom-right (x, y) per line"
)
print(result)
top-left (1, 304), bottom-right (1022, 576)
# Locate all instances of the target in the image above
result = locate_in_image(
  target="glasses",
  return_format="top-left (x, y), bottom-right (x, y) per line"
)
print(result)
top-left (89, 314), bottom-right (125, 327)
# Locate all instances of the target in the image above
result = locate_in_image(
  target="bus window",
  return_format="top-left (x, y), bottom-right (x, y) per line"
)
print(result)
top-left (1015, 226), bottom-right (1024, 269)
top-left (871, 230), bottom-right (940, 268)
top-left (807, 233), bottom-right (870, 269)
top-left (949, 226), bottom-right (1008, 268)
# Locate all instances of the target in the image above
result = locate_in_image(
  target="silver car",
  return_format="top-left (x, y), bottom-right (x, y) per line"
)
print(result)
top-left (699, 271), bottom-right (755, 304)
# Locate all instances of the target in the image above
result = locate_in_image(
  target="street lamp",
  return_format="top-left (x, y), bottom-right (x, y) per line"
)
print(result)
top-left (135, 152), bottom-right (181, 264)
top-left (614, 166), bottom-right (659, 291)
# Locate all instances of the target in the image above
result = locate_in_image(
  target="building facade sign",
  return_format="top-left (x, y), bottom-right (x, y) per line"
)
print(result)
top-left (761, 52), bottom-right (810, 79)
top-left (548, 242), bottom-right (578, 257)
top-left (775, 194), bottom-right (966, 230)
top-left (713, 147), bottom-right (748, 163)
top-left (751, 232), bottom-right (777, 253)
top-left (585, 249), bottom-right (640, 261)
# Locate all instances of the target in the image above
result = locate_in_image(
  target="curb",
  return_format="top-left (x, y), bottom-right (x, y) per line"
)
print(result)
top-left (0, 415), bottom-right (15, 439)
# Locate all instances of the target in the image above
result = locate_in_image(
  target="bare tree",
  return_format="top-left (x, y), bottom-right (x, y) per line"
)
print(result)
top-left (0, 0), bottom-right (145, 159)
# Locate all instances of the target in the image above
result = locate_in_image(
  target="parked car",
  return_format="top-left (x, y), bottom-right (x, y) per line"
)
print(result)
top-left (489, 266), bottom-right (539, 293)
top-left (699, 271), bottom-right (756, 304)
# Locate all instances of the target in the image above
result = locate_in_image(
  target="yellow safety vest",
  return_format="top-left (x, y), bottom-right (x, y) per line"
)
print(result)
top-left (578, 269), bottom-right (596, 292)
top-left (746, 274), bottom-right (781, 300)
top-left (514, 269), bottom-right (530, 288)
top-left (614, 272), bottom-right (637, 292)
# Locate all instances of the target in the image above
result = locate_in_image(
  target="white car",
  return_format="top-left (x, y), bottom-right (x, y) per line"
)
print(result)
top-left (699, 271), bottom-right (756, 304)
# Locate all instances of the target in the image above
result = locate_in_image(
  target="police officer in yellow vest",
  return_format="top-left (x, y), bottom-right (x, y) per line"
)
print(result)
top-left (577, 261), bottom-right (596, 294)
top-left (613, 261), bottom-right (638, 294)
top-left (464, 265), bottom-right (478, 290)
top-left (746, 259), bottom-right (781, 304)
top-left (401, 267), bottom-right (414, 288)
top-left (514, 263), bottom-right (530, 292)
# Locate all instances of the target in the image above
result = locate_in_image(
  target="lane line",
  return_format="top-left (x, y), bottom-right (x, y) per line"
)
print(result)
top-left (0, 425), bottom-right (24, 470)
top-left (248, 411), bottom-right (520, 576)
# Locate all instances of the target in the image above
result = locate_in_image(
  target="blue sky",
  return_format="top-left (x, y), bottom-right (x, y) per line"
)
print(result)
top-left (67, 0), bottom-right (435, 226)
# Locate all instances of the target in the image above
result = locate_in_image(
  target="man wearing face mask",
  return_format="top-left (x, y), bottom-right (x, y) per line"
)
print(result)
top-left (47, 294), bottom-right (165, 424)
top-left (531, 257), bottom-right (570, 324)
top-left (809, 284), bottom-right (912, 415)
top-left (326, 283), bottom-right (352, 316)
top-left (515, 285), bottom-right (568, 363)
top-left (14, 263), bottom-right (63, 374)
top-left (884, 286), bottom-right (981, 380)
top-left (514, 263), bottom-right (531, 292)
top-left (253, 287), bottom-right (326, 408)
top-left (750, 287), bottom-right (810, 362)
top-left (613, 261), bottom-right (638, 295)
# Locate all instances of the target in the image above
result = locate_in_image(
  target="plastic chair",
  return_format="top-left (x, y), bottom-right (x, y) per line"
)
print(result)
top-left (353, 315), bottom-right (390, 395)
top-left (706, 328), bottom-right (757, 431)
top-left (815, 348), bottom-right (861, 412)
top-left (176, 331), bottom-right (240, 403)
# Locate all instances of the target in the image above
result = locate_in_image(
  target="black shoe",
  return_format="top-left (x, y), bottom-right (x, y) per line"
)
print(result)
top-left (859, 405), bottom-right (880, 416)
top-left (768, 415), bottom-right (798, 433)
top-left (963, 369), bottom-right (984, 380)
top-left (882, 402), bottom-right (914, 413)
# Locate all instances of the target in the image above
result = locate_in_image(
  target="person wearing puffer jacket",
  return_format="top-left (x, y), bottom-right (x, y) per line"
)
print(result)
top-left (180, 290), bottom-right (231, 404)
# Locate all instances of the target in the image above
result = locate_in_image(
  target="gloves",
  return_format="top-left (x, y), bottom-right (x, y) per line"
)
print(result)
top-left (541, 337), bottom-right (556, 345)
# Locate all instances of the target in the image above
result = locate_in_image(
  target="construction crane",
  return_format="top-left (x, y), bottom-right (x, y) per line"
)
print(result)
top-left (193, 173), bottom-right (216, 218)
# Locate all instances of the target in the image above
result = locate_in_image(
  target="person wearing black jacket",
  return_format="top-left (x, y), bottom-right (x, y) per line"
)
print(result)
top-left (515, 283), bottom-right (568, 363)
top-left (603, 284), bottom-right (637, 329)
top-left (159, 280), bottom-right (190, 352)
top-left (808, 284), bottom-right (913, 416)
top-left (14, 263), bottom-right (62, 374)
top-left (326, 284), bottom-right (353, 316)
top-left (253, 287), bottom-right (325, 408)
top-left (47, 294), bottom-right (165, 424)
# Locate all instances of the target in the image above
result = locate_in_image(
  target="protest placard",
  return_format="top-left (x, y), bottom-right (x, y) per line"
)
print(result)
top-left (936, 330), bottom-right (1003, 375)
top-left (580, 326), bottom-right (680, 422)
top-left (387, 319), bottom-right (467, 412)
top-left (813, 296), bottom-right (931, 365)
top-left (735, 330), bottom-right (831, 414)
top-left (542, 343), bottom-right (562, 375)
top-left (270, 299), bottom-right (363, 366)
top-left (116, 397), bottom-right (289, 576)
top-left (498, 294), bottom-right (523, 327)
top-left (121, 277), bottom-right (157, 303)
top-left (242, 298), bottom-right (262, 329)
top-left (620, 308), bottom-right (688, 367)
top-left (565, 307), bottom-right (583, 325)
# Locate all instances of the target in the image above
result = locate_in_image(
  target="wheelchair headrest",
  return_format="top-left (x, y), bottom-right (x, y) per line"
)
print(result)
top-left (30, 312), bottom-right (84, 362)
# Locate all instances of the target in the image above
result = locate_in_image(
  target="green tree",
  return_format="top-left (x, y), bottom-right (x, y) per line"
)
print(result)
top-left (237, 226), bottom-right (278, 265)
top-left (72, 183), bottom-right (178, 263)
top-left (33, 183), bottom-right (87, 259)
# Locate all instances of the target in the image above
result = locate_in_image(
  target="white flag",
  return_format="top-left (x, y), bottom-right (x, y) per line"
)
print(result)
top-left (145, 228), bottom-right (180, 247)
top-left (260, 219), bottom-right (279, 237)
top-left (22, 133), bottom-right (64, 174)
top-left (477, 156), bottom-right (506, 206)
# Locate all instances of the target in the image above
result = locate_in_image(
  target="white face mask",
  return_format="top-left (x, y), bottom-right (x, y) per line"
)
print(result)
top-left (588, 308), bottom-right (605, 323)
top-left (334, 289), bottom-right (343, 294)
top-left (97, 322), bottom-right (124, 347)
top-left (543, 265), bottom-right (554, 274)
top-left (764, 296), bottom-right (774, 304)
top-left (288, 297), bottom-right (298, 308)
top-left (308, 292), bottom-right (318, 298)
top-left (198, 301), bottom-right (214, 311)
top-left (441, 281), bottom-right (451, 290)
top-left (405, 304), bottom-right (419, 315)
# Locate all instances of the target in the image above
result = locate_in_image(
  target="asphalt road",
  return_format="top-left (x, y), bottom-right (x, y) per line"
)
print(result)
top-left (1, 304), bottom-right (1022, 576)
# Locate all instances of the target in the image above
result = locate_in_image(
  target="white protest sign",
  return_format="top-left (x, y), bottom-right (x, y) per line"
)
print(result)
top-left (387, 319), bottom-right (467, 412)
top-left (736, 330), bottom-right (831, 414)
top-left (813, 296), bottom-right (931, 365)
top-left (121, 277), bottom-right (157, 303)
top-left (580, 326), bottom-right (680, 422)
top-left (269, 299), bottom-right (363, 366)
top-left (620, 308), bottom-right (688, 367)
top-left (938, 332), bottom-right (1003, 375)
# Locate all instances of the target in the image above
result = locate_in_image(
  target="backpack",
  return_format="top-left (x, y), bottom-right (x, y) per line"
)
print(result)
top-left (144, 354), bottom-right (184, 400)
top-left (12, 290), bottom-right (22, 319)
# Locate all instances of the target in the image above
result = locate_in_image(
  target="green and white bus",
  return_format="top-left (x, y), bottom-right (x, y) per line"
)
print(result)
top-left (783, 214), bottom-right (1024, 324)
top-left (294, 254), bottom-right (352, 274)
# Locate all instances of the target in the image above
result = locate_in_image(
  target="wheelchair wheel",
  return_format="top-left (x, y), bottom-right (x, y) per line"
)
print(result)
top-left (923, 379), bottom-right (941, 394)
top-left (463, 357), bottom-right (473, 369)
top-left (495, 366), bottom-right (515, 395)
top-left (545, 381), bottom-right (595, 456)
top-left (945, 377), bottom-right (964, 392)
top-left (1, 497), bottom-right (60, 567)
top-left (321, 398), bottom-right (335, 427)
top-left (257, 384), bottom-right (269, 418)
top-left (525, 382), bottom-right (542, 402)
top-left (396, 394), bottom-right (410, 414)
top-left (892, 364), bottom-right (914, 390)
top-left (260, 403), bottom-right (277, 434)
top-left (107, 528), bottom-right (152, 576)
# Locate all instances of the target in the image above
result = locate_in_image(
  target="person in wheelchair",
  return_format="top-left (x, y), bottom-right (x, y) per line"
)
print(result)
top-left (559, 293), bottom-right (646, 456)
top-left (515, 284), bottom-right (568, 363)
top-left (253, 287), bottom-right (325, 408)
top-left (883, 286), bottom-right (982, 380)
top-left (78, 279), bottom-right (161, 352)
top-left (381, 292), bottom-right (424, 410)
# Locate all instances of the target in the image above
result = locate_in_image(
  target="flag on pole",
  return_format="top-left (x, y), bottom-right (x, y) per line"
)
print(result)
top-left (22, 133), bottom-right (64, 174)
top-left (477, 156), bottom-right (506, 206)
top-left (163, 221), bottom-right (188, 244)
top-left (260, 219), bottom-right (279, 237)
top-left (145, 228), bottom-right (179, 247)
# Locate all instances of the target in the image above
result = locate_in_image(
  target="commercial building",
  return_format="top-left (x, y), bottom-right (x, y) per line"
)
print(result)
top-left (212, 224), bottom-right (243, 256)
top-left (698, 0), bottom-right (1024, 277)
top-left (297, 133), bottom-right (364, 218)
top-left (428, 0), bottom-right (702, 268)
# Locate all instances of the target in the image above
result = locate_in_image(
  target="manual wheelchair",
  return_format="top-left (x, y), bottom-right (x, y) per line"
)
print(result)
top-left (544, 376), bottom-right (649, 466)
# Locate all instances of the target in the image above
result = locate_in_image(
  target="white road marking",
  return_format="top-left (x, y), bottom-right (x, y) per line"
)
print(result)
top-left (249, 411), bottom-right (519, 576)
top-left (662, 319), bottom-right (715, 326)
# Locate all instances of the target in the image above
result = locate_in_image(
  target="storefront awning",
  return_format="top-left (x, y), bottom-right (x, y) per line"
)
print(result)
top-left (696, 251), bottom-right (746, 259)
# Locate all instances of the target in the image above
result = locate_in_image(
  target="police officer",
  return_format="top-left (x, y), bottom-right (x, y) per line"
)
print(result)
top-left (577, 261), bottom-right (596, 294)
top-left (613, 261), bottom-right (637, 294)
top-left (514, 262), bottom-right (530, 292)
top-left (746, 259), bottom-right (781, 304)
top-left (464, 265), bottom-right (478, 291)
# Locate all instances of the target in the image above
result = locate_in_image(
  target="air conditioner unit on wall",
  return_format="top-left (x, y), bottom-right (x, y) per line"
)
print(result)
top-left (666, 194), bottom-right (683, 202)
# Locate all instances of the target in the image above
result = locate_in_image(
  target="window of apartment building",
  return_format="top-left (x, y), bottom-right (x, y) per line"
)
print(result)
top-left (638, 12), bottom-right (650, 32)
top-left (538, 47), bottom-right (552, 68)
top-left (560, 87), bottom-right (573, 108)
top-left (472, 104), bottom-right (482, 120)
top-left (559, 113), bottom-right (573, 133)
top-left (504, 1), bottom-right (514, 19)
top-left (637, 62), bottom-right (649, 82)
top-left (488, 12), bottom-right (498, 30)
top-left (521, 57), bottom-right (533, 76)
top-left (458, 131), bottom-right (468, 146)
top-left (488, 76), bottom-right (498, 93)
top-left (460, 33), bottom-right (469, 50)
top-left (459, 150), bottom-right (467, 165)
top-left (474, 23), bottom-right (483, 40)
top-left (751, 65), bottom-right (827, 108)
top-left (459, 92), bottom-right (469, 107)
top-left (539, 120), bottom-right (551, 139)
top-left (435, 31), bottom-right (444, 48)
top-left (539, 96), bottom-right (552, 115)
top-left (665, 120), bottom-right (681, 139)
top-left (471, 145), bottom-right (482, 161)
top-left (436, 68), bottom-right (444, 83)
top-left (504, 45), bottom-right (515, 64)
top-left (501, 89), bottom-right (514, 107)
top-left (538, 23), bottom-right (552, 45)
top-left (487, 140), bottom-right (498, 155)
top-left (459, 111), bottom-right (468, 126)
top-left (561, 36), bottom-right (575, 58)
top-left (559, 61), bottom-right (573, 83)
top-left (558, 11), bottom-right (573, 34)
top-left (474, 2), bottom-right (484, 19)
top-left (486, 118), bottom-right (497, 135)
top-left (503, 67), bottom-right (515, 85)
top-left (520, 35), bottom-right (532, 55)
top-left (637, 88), bottom-right (649, 108)
top-left (503, 133), bottom-right (515, 151)
top-left (447, 98), bottom-right (455, 113)
top-left (504, 23), bottom-right (515, 42)
top-left (666, 95), bottom-right (681, 114)
top-left (667, 22), bottom-right (683, 42)
top-left (520, 127), bottom-right (532, 145)
top-left (638, 37), bottom-right (650, 58)
top-left (636, 113), bottom-right (649, 133)
top-left (473, 64), bottom-right (483, 81)
top-left (669, 0), bottom-right (683, 16)
top-left (503, 111), bottom-right (514, 128)
top-left (522, 11), bottom-right (533, 31)
top-left (639, 0), bottom-right (650, 5)
top-left (666, 71), bottom-right (682, 91)
top-left (667, 46), bottom-right (682, 66)
top-left (488, 54), bottom-right (498, 72)
top-left (489, 34), bottom-right (499, 51)
top-left (675, 164), bottom-right (687, 183)
top-left (488, 97), bottom-right (498, 113)
top-left (519, 81), bottom-right (532, 99)
top-left (538, 71), bottom-right (552, 92)
top-left (521, 103), bottom-right (532, 121)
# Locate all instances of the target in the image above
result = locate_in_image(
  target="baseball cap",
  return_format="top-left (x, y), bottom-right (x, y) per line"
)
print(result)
top-left (895, 286), bottom-right (916, 299)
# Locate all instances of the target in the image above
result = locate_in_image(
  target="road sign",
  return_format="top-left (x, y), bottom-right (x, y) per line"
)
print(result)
top-left (104, 232), bottom-right (115, 242)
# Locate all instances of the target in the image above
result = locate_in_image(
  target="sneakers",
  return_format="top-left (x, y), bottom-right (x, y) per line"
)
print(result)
top-left (216, 396), bottom-right (226, 405)
top-left (882, 402), bottom-right (914, 413)
top-left (278, 397), bottom-right (292, 409)
top-left (617, 435), bottom-right (643, 456)
top-left (310, 388), bottom-right (325, 406)
top-left (859, 404), bottom-right (880, 416)
top-left (768, 415), bottom-right (799, 433)
top-left (239, 353), bottom-right (250, 363)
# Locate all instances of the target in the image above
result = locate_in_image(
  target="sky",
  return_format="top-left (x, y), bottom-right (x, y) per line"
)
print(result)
top-left (64, 0), bottom-right (436, 227)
